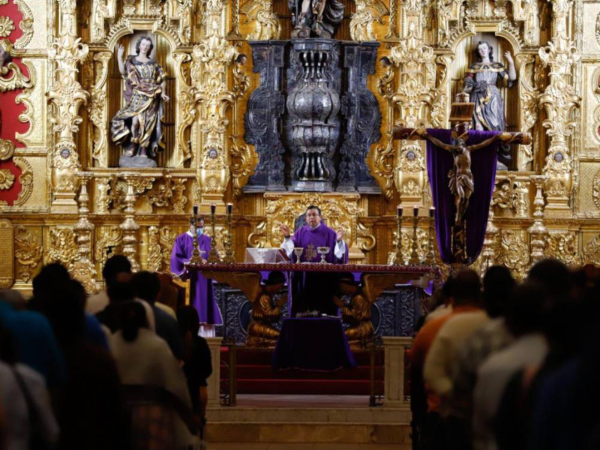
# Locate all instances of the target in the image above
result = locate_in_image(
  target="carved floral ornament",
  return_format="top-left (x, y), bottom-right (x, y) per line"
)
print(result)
top-left (0, 169), bottom-right (14, 190)
top-left (0, 17), bottom-right (14, 38)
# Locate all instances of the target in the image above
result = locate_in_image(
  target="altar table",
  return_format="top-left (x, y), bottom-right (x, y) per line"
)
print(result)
top-left (272, 318), bottom-right (356, 371)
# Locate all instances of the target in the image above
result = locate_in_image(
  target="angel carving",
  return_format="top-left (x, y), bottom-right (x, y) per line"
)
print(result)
top-left (241, 0), bottom-right (281, 40)
top-left (349, 0), bottom-right (388, 42)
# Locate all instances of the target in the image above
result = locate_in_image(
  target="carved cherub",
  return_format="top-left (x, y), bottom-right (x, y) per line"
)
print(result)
top-left (350, 0), bottom-right (388, 42)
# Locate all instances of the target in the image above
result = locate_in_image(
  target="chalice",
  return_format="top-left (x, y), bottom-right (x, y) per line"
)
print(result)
top-left (317, 246), bottom-right (330, 264)
top-left (293, 247), bottom-right (304, 263)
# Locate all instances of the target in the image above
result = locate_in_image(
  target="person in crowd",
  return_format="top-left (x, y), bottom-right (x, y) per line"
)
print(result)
top-left (494, 260), bottom-right (585, 450)
top-left (97, 272), bottom-right (156, 334)
top-left (472, 281), bottom-right (548, 450)
top-left (410, 270), bottom-right (481, 450)
top-left (447, 266), bottom-right (515, 447)
top-left (0, 288), bottom-right (66, 387)
top-left (0, 290), bottom-right (25, 311)
top-left (87, 254), bottom-right (132, 315)
top-left (111, 301), bottom-right (194, 448)
top-left (31, 263), bottom-right (109, 351)
top-left (47, 278), bottom-right (128, 450)
top-left (425, 281), bottom-right (454, 324)
top-left (170, 215), bottom-right (221, 337)
top-left (132, 271), bottom-right (184, 360)
top-left (423, 269), bottom-right (487, 449)
top-left (177, 305), bottom-right (212, 418)
top-left (0, 323), bottom-right (59, 450)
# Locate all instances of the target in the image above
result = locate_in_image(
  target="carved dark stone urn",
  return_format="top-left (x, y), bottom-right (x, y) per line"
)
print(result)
top-left (286, 39), bottom-right (341, 192)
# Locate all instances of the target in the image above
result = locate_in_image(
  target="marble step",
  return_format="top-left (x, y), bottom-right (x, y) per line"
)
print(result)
top-left (205, 422), bottom-right (412, 444)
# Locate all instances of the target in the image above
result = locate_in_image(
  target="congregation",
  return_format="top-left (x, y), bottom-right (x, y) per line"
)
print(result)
top-left (0, 255), bottom-right (212, 450)
top-left (411, 260), bottom-right (600, 450)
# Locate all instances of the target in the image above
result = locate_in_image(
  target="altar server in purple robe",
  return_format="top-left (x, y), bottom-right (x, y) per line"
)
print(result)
top-left (170, 216), bottom-right (222, 337)
top-left (280, 205), bottom-right (349, 316)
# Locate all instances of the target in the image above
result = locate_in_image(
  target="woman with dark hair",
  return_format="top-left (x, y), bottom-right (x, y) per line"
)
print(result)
top-left (111, 35), bottom-right (169, 167)
top-left (463, 40), bottom-right (517, 169)
top-left (111, 302), bottom-right (194, 448)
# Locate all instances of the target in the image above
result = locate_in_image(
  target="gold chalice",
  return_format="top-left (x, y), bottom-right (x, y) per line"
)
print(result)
top-left (294, 247), bottom-right (304, 263)
top-left (317, 246), bottom-right (330, 264)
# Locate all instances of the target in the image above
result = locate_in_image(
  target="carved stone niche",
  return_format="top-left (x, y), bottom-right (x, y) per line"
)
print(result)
top-left (244, 39), bottom-right (382, 193)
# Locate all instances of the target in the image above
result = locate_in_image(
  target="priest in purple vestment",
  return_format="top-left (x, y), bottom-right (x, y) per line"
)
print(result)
top-left (280, 205), bottom-right (349, 316)
top-left (170, 216), bottom-right (222, 336)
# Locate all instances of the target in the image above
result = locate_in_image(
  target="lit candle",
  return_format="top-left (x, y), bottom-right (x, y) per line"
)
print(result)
top-left (413, 207), bottom-right (419, 217)
top-left (227, 203), bottom-right (233, 215)
top-left (193, 205), bottom-right (198, 216)
top-left (210, 204), bottom-right (216, 215)
top-left (397, 206), bottom-right (403, 217)
top-left (429, 207), bottom-right (435, 218)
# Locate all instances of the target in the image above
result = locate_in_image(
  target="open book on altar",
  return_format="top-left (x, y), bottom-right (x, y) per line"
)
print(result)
top-left (244, 248), bottom-right (290, 264)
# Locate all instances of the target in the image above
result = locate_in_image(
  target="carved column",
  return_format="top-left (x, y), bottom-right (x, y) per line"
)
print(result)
top-left (338, 42), bottom-right (381, 193)
top-left (528, 175), bottom-right (548, 265)
top-left (73, 173), bottom-right (99, 293)
top-left (245, 41), bottom-right (287, 192)
top-left (382, 336), bottom-right (412, 409)
top-left (538, 0), bottom-right (580, 218)
top-left (194, 0), bottom-right (239, 211)
top-left (48, 0), bottom-right (90, 212)
top-left (206, 337), bottom-right (223, 407)
top-left (120, 175), bottom-right (140, 272)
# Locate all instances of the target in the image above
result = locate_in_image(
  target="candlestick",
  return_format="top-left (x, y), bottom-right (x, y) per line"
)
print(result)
top-left (393, 213), bottom-right (403, 266)
top-left (189, 209), bottom-right (202, 265)
top-left (409, 208), bottom-right (420, 265)
top-left (223, 204), bottom-right (235, 264)
top-left (207, 204), bottom-right (221, 264)
top-left (425, 208), bottom-right (436, 265)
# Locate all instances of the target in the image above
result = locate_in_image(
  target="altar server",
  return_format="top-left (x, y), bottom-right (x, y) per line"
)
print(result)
top-left (170, 216), bottom-right (222, 337)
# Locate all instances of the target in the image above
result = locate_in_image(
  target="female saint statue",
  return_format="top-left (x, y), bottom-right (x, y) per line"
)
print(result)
top-left (463, 41), bottom-right (516, 169)
top-left (289, 0), bottom-right (344, 38)
top-left (111, 36), bottom-right (169, 168)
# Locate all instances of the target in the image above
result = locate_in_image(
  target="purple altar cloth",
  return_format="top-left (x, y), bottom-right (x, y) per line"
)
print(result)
top-left (273, 318), bottom-right (356, 371)
top-left (425, 129), bottom-right (499, 264)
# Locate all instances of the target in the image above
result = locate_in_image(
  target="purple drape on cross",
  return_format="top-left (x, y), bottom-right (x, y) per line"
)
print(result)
top-left (425, 129), bottom-right (499, 264)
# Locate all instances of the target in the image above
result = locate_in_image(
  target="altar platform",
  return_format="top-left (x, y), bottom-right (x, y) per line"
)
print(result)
top-left (206, 394), bottom-right (412, 447)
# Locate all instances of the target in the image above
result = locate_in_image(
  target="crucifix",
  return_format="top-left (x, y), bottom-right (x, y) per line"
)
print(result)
top-left (393, 93), bottom-right (532, 264)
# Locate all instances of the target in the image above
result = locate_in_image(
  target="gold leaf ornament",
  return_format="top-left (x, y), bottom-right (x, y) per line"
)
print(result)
top-left (0, 17), bottom-right (14, 38)
top-left (0, 168), bottom-right (14, 190)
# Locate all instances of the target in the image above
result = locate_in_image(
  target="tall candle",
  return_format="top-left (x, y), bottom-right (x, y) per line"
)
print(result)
top-left (227, 203), bottom-right (233, 215)
top-left (397, 206), bottom-right (403, 217)
top-left (193, 205), bottom-right (198, 216)
top-left (210, 204), bottom-right (216, 215)
top-left (413, 207), bottom-right (419, 217)
top-left (429, 207), bottom-right (435, 218)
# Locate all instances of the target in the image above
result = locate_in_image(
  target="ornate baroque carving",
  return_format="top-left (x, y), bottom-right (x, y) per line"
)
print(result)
top-left (350, 0), bottom-right (388, 42)
top-left (241, 0), bottom-right (281, 40)
top-left (14, 226), bottom-right (42, 283)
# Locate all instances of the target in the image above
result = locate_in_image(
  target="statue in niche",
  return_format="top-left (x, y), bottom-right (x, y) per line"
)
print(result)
top-left (288, 0), bottom-right (344, 38)
top-left (110, 36), bottom-right (169, 168)
top-left (463, 41), bottom-right (516, 170)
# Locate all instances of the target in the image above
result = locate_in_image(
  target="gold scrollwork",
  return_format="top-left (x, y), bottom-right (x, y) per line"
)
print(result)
top-left (0, 138), bottom-right (14, 160)
top-left (13, 0), bottom-right (34, 49)
top-left (545, 231), bottom-right (580, 266)
top-left (241, 0), bottom-right (281, 40)
top-left (12, 157), bottom-right (33, 206)
top-left (584, 236), bottom-right (600, 266)
top-left (44, 227), bottom-right (78, 270)
top-left (248, 221), bottom-right (267, 248)
top-left (0, 219), bottom-right (13, 288)
top-left (496, 230), bottom-right (530, 279)
top-left (0, 40), bottom-right (32, 92)
top-left (350, 0), bottom-right (388, 42)
top-left (14, 226), bottom-right (42, 283)
top-left (94, 227), bottom-right (123, 263)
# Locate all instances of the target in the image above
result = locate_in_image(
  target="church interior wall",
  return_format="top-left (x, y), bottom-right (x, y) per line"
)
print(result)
top-left (0, 0), bottom-right (597, 292)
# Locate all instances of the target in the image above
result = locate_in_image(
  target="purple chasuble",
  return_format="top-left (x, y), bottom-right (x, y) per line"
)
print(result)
top-left (425, 129), bottom-right (499, 264)
top-left (289, 224), bottom-right (348, 316)
top-left (170, 233), bottom-right (222, 325)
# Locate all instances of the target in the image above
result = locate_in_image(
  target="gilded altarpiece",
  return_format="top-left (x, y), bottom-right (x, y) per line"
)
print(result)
top-left (0, 0), bottom-right (596, 293)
